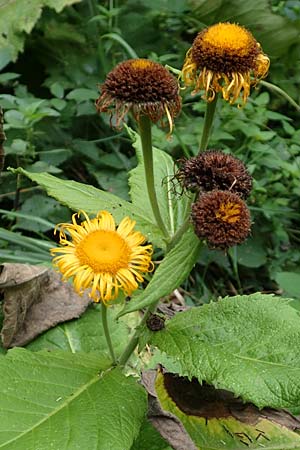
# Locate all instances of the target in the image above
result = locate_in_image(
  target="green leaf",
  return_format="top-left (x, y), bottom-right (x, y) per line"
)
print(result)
top-left (0, 349), bottom-right (147, 449)
top-left (275, 272), bottom-right (300, 299)
top-left (150, 293), bottom-right (300, 409)
top-left (119, 227), bottom-right (201, 316)
top-left (131, 419), bottom-right (172, 450)
top-left (236, 235), bottom-right (267, 268)
top-left (129, 128), bottom-right (191, 236)
top-left (0, 0), bottom-right (82, 65)
top-left (11, 168), bottom-right (165, 247)
top-left (27, 305), bottom-right (133, 358)
top-left (66, 88), bottom-right (98, 102)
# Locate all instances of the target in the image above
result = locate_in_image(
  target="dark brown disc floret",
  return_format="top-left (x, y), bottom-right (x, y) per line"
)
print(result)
top-left (96, 59), bottom-right (181, 129)
top-left (176, 150), bottom-right (252, 199)
top-left (191, 190), bottom-right (251, 249)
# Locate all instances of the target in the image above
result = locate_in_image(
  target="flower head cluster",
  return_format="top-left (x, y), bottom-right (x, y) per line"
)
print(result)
top-left (179, 150), bottom-right (253, 249)
top-left (51, 210), bottom-right (153, 304)
top-left (176, 150), bottom-right (252, 199)
top-left (182, 22), bottom-right (270, 104)
top-left (96, 58), bottom-right (181, 132)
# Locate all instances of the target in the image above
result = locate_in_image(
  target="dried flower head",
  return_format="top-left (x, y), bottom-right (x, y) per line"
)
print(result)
top-left (96, 58), bottom-right (181, 132)
top-left (176, 150), bottom-right (252, 198)
top-left (182, 22), bottom-right (270, 104)
top-left (191, 190), bottom-right (251, 249)
top-left (51, 210), bottom-right (153, 304)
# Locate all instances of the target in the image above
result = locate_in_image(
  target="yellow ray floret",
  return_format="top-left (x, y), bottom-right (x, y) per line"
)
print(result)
top-left (51, 210), bottom-right (153, 304)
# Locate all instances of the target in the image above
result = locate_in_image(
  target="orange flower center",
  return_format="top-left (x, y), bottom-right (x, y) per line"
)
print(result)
top-left (75, 230), bottom-right (131, 273)
top-left (203, 23), bottom-right (254, 55)
top-left (215, 201), bottom-right (241, 223)
top-left (130, 59), bottom-right (154, 70)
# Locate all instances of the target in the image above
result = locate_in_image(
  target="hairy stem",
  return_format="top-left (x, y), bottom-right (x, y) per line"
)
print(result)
top-left (119, 300), bottom-right (160, 367)
top-left (101, 303), bottom-right (117, 365)
top-left (138, 115), bottom-right (170, 239)
top-left (260, 80), bottom-right (300, 112)
top-left (199, 95), bottom-right (218, 153)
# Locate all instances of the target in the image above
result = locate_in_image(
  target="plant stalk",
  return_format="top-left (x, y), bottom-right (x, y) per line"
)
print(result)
top-left (199, 95), bottom-right (218, 153)
top-left (119, 300), bottom-right (160, 367)
top-left (260, 80), bottom-right (300, 112)
top-left (101, 303), bottom-right (117, 365)
top-left (138, 115), bottom-right (169, 239)
top-left (166, 213), bottom-right (191, 252)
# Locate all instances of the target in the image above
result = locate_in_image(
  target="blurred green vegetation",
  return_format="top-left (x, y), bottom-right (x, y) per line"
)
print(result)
top-left (0, 0), bottom-right (299, 301)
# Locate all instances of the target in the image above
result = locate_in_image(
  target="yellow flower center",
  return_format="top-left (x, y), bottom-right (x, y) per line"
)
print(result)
top-left (215, 201), bottom-right (241, 224)
top-left (130, 59), bottom-right (154, 70)
top-left (75, 230), bottom-right (131, 273)
top-left (203, 23), bottom-right (253, 54)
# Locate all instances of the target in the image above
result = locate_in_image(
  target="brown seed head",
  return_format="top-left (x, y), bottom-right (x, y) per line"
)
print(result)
top-left (176, 150), bottom-right (252, 199)
top-left (96, 59), bottom-right (181, 130)
top-left (191, 190), bottom-right (251, 249)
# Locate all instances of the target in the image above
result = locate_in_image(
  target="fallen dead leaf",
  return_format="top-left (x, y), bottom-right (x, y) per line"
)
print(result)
top-left (0, 263), bottom-right (91, 348)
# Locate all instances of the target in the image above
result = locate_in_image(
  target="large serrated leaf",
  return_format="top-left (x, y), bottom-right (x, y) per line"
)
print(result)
top-left (128, 129), bottom-right (191, 236)
top-left (12, 168), bottom-right (164, 247)
top-left (0, 0), bottom-right (82, 65)
top-left (119, 227), bottom-right (201, 316)
top-left (150, 293), bottom-right (300, 409)
top-left (0, 349), bottom-right (147, 449)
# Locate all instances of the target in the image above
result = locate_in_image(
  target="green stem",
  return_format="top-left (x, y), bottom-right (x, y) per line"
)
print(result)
top-left (138, 115), bottom-right (170, 239)
top-left (199, 95), bottom-right (218, 153)
top-left (260, 80), bottom-right (300, 112)
top-left (166, 213), bottom-right (191, 252)
top-left (119, 299), bottom-right (160, 367)
top-left (101, 303), bottom-right (117, 365)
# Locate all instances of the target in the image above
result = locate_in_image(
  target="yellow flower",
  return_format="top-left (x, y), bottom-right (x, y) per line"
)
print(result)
top-left (96, 58), bottom-right (181, 133)
top-left (182, 22), bottom-right (270, 105)
top-left (51, 210), bottom-right (154, 304)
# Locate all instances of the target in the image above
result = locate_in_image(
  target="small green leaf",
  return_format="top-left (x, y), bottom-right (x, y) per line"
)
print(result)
top-left (131, 419), bottom-right (172, 450)
top-left (236, 235), bottom-right (267, 268)
top-left (119, 227), bottom-right (201, 316)
top-left (150, 293), bottom-right (300, 409)
top-left (275, 272), bottom-right (300, 299)
top-left (49, 82), bottom-right (64, 99)
top-left (66, 88), bottom-right (98, 102)
top-left (0, 349), bottom-right (147, 449)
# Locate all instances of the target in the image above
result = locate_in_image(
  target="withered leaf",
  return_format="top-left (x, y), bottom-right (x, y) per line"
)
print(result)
top-left (141, 370), bottom-right (198, 450)
top-left (0, 263), bottom-right (91, 348)
top-left (143, 367), bottom-right (300, 450)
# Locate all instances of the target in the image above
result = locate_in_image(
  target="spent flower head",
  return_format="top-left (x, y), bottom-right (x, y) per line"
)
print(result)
top-left (51, 210), bottom-right (153, 304)
top-left (176, 150), bottom-right (252, 198)
top-left (191, 190), bottom-right (251, 249)
top-left (182, 22), bottom-right (270, 105)
top-left (96, 58), bottom-right (181, 132)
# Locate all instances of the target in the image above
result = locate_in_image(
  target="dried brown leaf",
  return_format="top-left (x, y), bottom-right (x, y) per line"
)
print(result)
top-left (142, 370), bottom-right (198, 450)
top-left (0, 263), bottom-right (91, 348)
